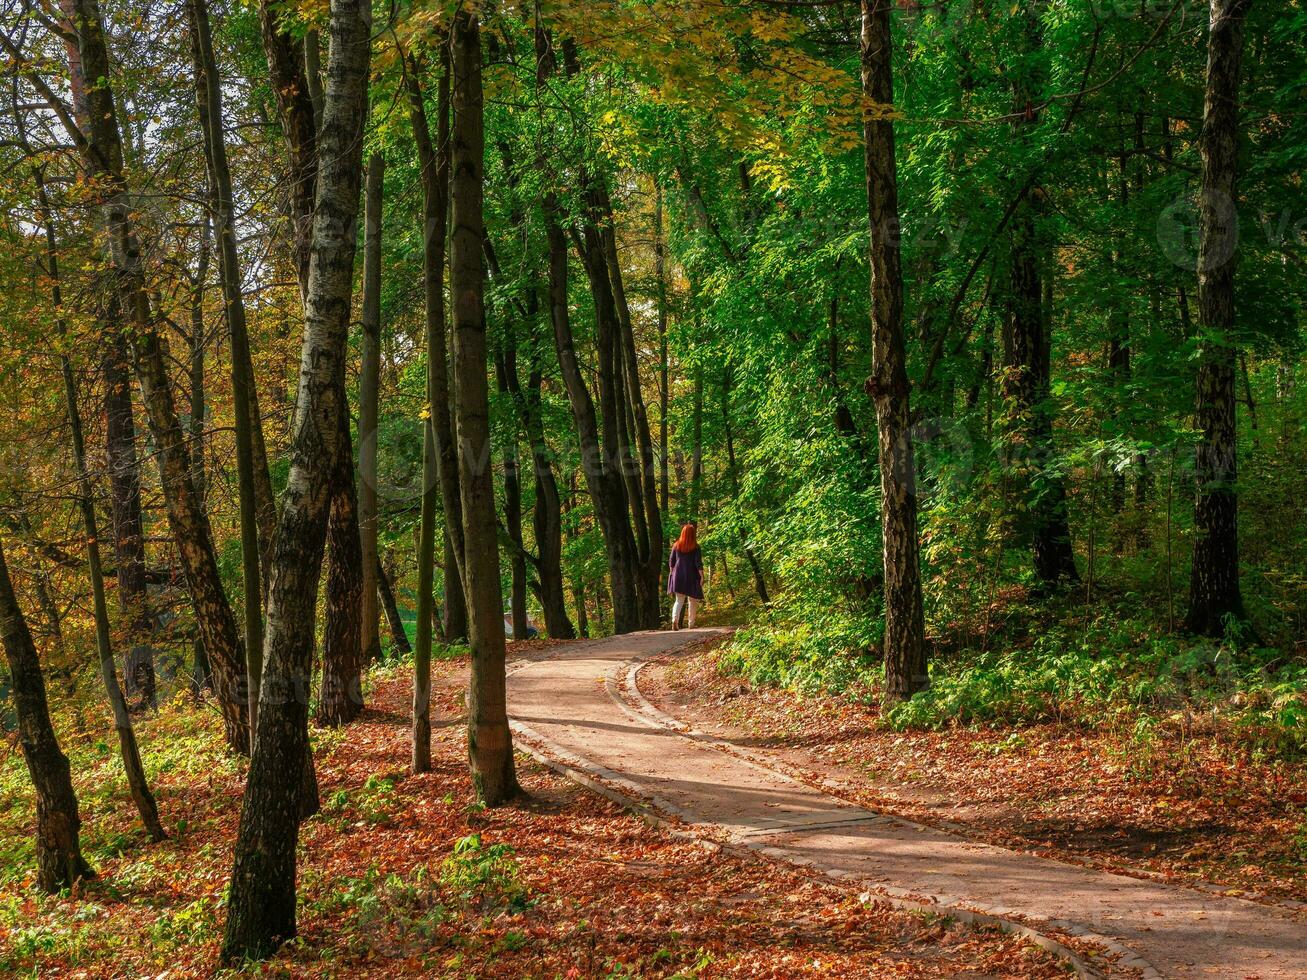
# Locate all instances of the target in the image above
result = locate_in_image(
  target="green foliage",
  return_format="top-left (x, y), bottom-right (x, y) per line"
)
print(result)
top-left (885, 623), bottom-right (1307, 761)
top-left (440, 833), bottom-right (531, 917)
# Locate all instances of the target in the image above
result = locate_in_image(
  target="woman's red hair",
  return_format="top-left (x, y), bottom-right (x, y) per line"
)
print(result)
top-left (674, 522), bottom-right (698, 553)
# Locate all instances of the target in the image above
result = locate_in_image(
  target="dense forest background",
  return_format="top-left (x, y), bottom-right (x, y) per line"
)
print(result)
top-left (0, 0), bottom-right (1303, 972)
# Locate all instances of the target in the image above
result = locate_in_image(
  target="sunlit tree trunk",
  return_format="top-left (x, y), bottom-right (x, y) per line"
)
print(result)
top-left (406, 49), bottom-right (453, 773)
top-left (451, 6), bottom-right (518, 804)
top-left (861, 0), bottom-right (928, 700)
top-left (358, 153), bottom-right (384, 666)
top-left (0, 537), bottom-right (93, 892)
top-left (63, 0), bottom-right (250, 752)
top-left (222, 0), bottom-right (371, 959)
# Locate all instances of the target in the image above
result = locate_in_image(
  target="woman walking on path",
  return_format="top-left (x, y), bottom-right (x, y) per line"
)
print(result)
top-left (667, 523), bottom-right (704, 629)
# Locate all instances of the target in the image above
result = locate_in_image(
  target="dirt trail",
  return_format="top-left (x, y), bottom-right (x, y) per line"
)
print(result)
top-left (507, 628), bottom-right (1306, 980)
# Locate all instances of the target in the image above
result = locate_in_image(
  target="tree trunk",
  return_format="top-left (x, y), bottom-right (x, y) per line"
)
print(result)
top-left (451, 7), bottom-right (519, 805)
top-left (256, 0), bottom-right (317, 297)
top-left (1186, 0), bottom-right (1251, 636)
top-left (64, 0), bottom-right (249, 753)
top-left (654, 183), bottom-right (671, 516)
top-left (0, 538), bottom-right (94, 892)
top-left (188, 209), bottom-right (211, 697)
top-left (29, 155), bottom-right (165, 841)
top-left (318, 396), bottom-right (366, 727)
top-left (358, 154), bottom-right (384, 666)
top-left (407, 49), bottom-right (451, 773)
top-left (189, 0), bottom-right (275, 741)
top-left (103, 303), bottom-right (155, 710)
top-left (377, 558), bottom-right (412, 656)
top-left (496, 349), bottom-right (530, 640)
top-left (721, 368), bottom-right (770, 606)
top-left (862, 0), bottom-right (928, 700)
top-left (222, 0), bottom-right (371, 960)
top-left (1001, 11), bottom-right (1079, 591)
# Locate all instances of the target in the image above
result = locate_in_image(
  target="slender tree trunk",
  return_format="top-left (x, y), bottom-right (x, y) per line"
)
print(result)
top-left (358, 154), bottom-right (384, 666)
top-left (30, 159), bottom-right (164, 841)
top-left (862, 0), bottom-right (927, 700)
top-left (64, 0), bottom-right (249, 752)
top-left (1001, 10), bottom-right (1079, 591)
top-left (407, 49), bottom-right (452, 773)
top-left (655, 183), bottom-right (671, 515)
top-left (451, 7), bottom-right (518, 804)
top-left (188, 0), bottom-right (272, 742)
top-left (496, 350), bottom-right (530, 640)
top-left (536, 23), bottom-right (640, 634)
top-left (721, 369), bottom-right (769, 606)
top-left (0, 538), bottom-right (93, 892)
top-left (188, 210), bottom-right (211, 696)
top-left (377, 558), bottom-right (412, 656)
top-left (407, 49), bottom-right (468, 647)
top-left (222, 0), bottom-right (371, 959)
top-left (690, 369), bottom-right (704, 521)
top-left (1186, 0), bottom-right (1250, 635)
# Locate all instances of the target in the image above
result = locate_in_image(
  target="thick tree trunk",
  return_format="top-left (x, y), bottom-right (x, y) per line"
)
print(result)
top-left (451, 7), bottom-right (518, 805)
top-left (222, 0), bottom-right (371, 960)
top-left (1186, 0), bottom-right (1251, 635)
top-left (256, 0), bottom-right (317, 296)
top-left (407, 50), bottom-right (451, 773)
top-left (861, 0), bottom-right (928, 700)
top-left (318, 397), bottom-right (366, 727)
top-left (102, 306), bottom-right (155, 710)
top-left (0, 537), bottom-right (93, 892)
top-left (358, 154), bottom-right (384, 666)
top-left (188, 210), bottom-right (211, 696)
top-left (64, 0), bottom-right (249, 753)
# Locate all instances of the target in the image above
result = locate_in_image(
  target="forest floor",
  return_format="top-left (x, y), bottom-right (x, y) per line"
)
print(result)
top-left (640, 633), bottom-right (1307, 908)
top-left (0, 642), bottom-right (1072, 979)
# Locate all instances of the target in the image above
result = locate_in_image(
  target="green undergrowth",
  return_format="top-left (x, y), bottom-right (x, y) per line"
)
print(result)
top-left (725, 607), bottom-right (1307, 761)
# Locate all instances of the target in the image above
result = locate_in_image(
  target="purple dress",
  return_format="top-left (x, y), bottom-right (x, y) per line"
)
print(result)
top-left (667, 546), bottom-right (704, 600)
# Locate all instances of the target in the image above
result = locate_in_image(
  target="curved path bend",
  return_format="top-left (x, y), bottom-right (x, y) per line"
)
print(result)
top-left (507, 629), bottom-right (1304, 979)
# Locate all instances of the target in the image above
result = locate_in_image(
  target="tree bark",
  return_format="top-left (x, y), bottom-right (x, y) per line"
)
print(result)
top-left (27, 153), bottom-right (165, 841)
top-left (862, 0), bottom-right (928, 700)
top-left (189, 0), bottom-right (276, 741)
top-left (1000, 10), bottom-right (1079, 591)
top-left (222, 0), bottom-right (371, 960)
top-left (1186, 0), bottom-right (1251, 636)
top-left (318, 396), bottom-right (365, 727)
top-left (0, 538), bottom-right (94, 892)
top-left (377, 558), bottom-right (412, 656)
top-left (63, 0), bottom-right (250, 752)
top-left (358, 153), bottom-right (384, 666)
top-left (407, 48), bottom-right (469, 647)
top-left (496, 348), bottom-right (530, 640)
top-left (407, 49), bottom-right (451, 773)
top-left (654, 183), bottom-right (671, 515)
top-left (451, 7), bottom-right (518, 805)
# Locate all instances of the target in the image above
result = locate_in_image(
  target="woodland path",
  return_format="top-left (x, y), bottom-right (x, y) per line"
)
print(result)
top-left (506, 628), bottom-right (1305, 980)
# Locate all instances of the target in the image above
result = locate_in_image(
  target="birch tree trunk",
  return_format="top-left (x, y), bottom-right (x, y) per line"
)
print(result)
top-left (222, 0), bottom-right (371, 959)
